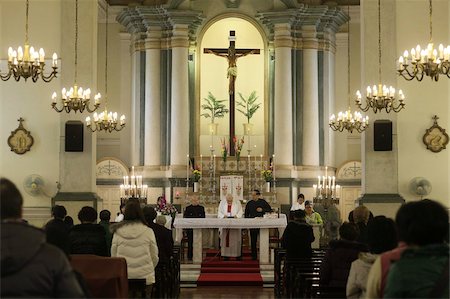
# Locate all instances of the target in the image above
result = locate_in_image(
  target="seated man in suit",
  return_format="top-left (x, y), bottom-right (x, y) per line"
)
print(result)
top-left (183, 195), bottom-right (205, 261)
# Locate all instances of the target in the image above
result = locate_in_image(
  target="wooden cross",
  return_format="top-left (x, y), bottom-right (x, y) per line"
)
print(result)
top-left (204, 30), bottom-right (260, 156)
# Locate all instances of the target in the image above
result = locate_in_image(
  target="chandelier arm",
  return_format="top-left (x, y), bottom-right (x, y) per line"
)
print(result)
top-left (86, 103), bottom-right (101, 113)
top-left (0, 70), bottom-right (12, 81)
top-left (51, 104), bottom-right (65, 113)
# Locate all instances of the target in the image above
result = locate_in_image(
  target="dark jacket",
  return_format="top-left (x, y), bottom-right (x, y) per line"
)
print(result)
top-left (319, 239), bottom-right (368, 287)
top-left (384, 243), bottom-right (449, 298)
top-left (1, 222), bottom-right (85, 298)
top-left (281, 219), bottom-right (315, 259)
top-left (69, 223), bottom-right (108, 256)
top-left (244, 198), bottom-right (271, 218)
top-left (184, 205), bottom-right (205, 218)
top-left (44, 218), bottom-right (70, 255)
top-left (147, 222), bottom-right (174, 263)
top-left (99, 220), bottom-right (112, 256)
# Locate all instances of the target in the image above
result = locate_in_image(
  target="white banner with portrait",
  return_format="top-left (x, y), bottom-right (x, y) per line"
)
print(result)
top-left (220, 175), bottom-right (244, 202)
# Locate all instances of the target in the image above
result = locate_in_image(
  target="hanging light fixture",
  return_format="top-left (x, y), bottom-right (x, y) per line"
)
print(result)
top-left (397, 0), bottom-right (450, 81)
top-left (329, 5), bottom-right (369, 133)
top-left (86, 3), bottom-right (125, 132)
top-left (51, 0), bottom-right (101, 113)
top-left (0, 0), bottom-right (58, 82)
top-left (356, 0), bottom-right (406, 113)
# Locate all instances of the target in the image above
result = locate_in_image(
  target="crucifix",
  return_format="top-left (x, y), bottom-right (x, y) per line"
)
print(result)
top-left (204, 30), bottom-right (260, 156)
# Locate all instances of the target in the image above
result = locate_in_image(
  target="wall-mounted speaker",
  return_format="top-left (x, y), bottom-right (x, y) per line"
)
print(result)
top-left (65, 121), bottom-right (83, 152)
top-left (374, 120), bottom-right (392, 151)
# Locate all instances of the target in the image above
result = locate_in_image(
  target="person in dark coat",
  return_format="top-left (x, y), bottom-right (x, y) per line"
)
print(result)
top-left (183, 195), bottom-right (205, 260)
top-left (44, 204), bottom-right (70, 255)
top-left (0, 178), bottom-right (85, 298)
top-left (99, 209), bottom-right (112, 256)
top-left (319, 221), bottom-right (368, 288)
top-left (281, 209), bottom-right (315, 259)
top-left (245, 189), bottom-right (272, 260)
top-left (68, 206), bottom-right (108, 256)
top-left (143, 205), bottom-right (174, 263)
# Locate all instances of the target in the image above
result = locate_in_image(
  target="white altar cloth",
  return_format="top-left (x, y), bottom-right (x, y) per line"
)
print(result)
top-left (173, 214), bottom-right (288, 264)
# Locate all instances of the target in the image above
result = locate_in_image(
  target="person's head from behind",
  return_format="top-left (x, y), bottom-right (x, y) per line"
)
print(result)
top-left (99, 209), bottom-right (111, 222)
top-left (396, 199), bottom-right (448, 246)
top-left (251, 190), bottom-right (261, 201)
top-left (157, 196), bottom-right (166, 207)
top-left (297, 194), bottom-right (305, 204)
top-left (293, 209), bottom-right (306, 221)
top-left (304, 200), bottom-right (313, 215)
top-left (156, 215), bottom-right (167, 226)
top-left (190, 194), bottom-right (200, 206)
top-left (0, 178), bottom-right (23, 221)
top-left (367, 216), bottom-right (398, 254)
top-left (339, 221), bottom-right (359, 241)
top-left (78, 206), bottom-right (98, 224)
top-left (353, 205), bottom-right (370, 224)
top-left (64, 216), bottom-right (74, 228)
top-left (142, 205), bottom-right (157, 223)
top-left (226, 193), bottom-right (233, 204)
top-left (124, 199), bottom-right (146, 224)
top-left (52, 205), bottom-right (67, 220)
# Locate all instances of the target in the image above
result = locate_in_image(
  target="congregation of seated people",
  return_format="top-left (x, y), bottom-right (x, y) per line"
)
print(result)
top-left (278, 196), bottom-right (449, 299)
top-left (1, 176), bottom-right (449, 299)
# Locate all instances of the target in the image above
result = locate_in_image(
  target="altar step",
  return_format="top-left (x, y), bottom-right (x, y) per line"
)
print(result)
top-left (197, 255), bottom-right (263, 286)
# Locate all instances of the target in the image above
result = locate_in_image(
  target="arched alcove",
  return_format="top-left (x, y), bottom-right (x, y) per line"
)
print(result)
top-left (199, 17), bottom-right (265, 157)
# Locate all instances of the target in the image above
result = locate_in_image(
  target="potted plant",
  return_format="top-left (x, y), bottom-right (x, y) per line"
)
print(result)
top-left (237, 91), bottom-right (260, 135)
top-left (261, 169), bottom-right (273, 192)
top-left (200, 92), bottom-right (229, 135)
top-left (192, 167), bottom-right (201, 192)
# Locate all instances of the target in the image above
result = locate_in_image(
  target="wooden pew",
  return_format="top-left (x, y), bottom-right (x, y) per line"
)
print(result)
top-left (70, 255), bottom-right (128, 298)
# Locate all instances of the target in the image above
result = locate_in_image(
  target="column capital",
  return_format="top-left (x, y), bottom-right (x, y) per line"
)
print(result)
top-left (144, 27), bottom-right (163, 49)
top-left (273, 23), bottom-right (293, 48)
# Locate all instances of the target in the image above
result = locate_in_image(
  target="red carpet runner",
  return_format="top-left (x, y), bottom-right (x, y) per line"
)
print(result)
top-left (197, 250), bottom-right (263, 286)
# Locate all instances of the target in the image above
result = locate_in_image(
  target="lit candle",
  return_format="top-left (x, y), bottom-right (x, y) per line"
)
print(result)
top-left (200, 154), bottom-right (203, 173)
top-left (187, 154), bottom-right (189, 182)
top-left (272, 154), bottom-right (275, 181)
top-left (313, 184), bottom-right (317, 197)
top-left (260, 154), bottom-right (263, 169)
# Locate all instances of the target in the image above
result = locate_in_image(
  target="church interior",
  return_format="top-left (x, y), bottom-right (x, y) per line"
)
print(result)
top-left (0, 0), bottom-right (449, 295)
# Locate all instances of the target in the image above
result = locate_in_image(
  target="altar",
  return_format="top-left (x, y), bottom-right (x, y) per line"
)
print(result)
top-left (173, 214), bottom-right (288, 264)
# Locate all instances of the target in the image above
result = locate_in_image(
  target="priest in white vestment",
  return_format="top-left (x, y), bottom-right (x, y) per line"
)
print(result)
top-left (218, 194), bottom-right (243, 258)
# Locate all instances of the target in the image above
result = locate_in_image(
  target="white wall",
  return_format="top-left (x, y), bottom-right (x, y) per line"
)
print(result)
top-left (0, 0), bottom-right (61, 207)
top-left (396, 0), bottom-right (449, 206)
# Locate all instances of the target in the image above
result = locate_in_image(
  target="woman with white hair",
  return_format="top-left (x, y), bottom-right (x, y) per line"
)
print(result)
top-left (218, 194), bottom-right (243, 260)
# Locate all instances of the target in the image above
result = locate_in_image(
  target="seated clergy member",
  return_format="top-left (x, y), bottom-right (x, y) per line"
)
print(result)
top-left (218, 193), bottom-right (243, 260)
top-left (0, 178), bottom-right (85, 298)
top-left (183, 194), bottom-right (205, 261)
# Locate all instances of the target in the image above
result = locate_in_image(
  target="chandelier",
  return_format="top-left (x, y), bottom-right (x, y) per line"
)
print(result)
top-left (397, 0), bottom-right (450, 81)
top-left (86, 3), bottom-right (125, 132)
top-left (312, 167), bottom-right (340, 204)
top-left (329, 5), bottom-right (369, 133)
top-left (356, 0), bottom-right (406, 113)
top-left (51, 0), bottom-right (101, 113)
top-left (120, 167), bottom-right (148, 202)
top-left (0, 0), bottom-right (58, 82)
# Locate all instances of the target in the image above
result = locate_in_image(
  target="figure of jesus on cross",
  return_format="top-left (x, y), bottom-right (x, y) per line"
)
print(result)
top-left (204, 31), bottom-right (260, 155)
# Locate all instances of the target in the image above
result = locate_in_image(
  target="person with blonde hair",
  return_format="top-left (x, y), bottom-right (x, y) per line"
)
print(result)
top-left (353, 205), bottom-right (370, 245)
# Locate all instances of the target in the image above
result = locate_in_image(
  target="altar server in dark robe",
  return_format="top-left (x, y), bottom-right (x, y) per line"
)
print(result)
top-left (183, 195), bottom-right (205, 260)
top-left (245, 190), bottom-right (272, 260)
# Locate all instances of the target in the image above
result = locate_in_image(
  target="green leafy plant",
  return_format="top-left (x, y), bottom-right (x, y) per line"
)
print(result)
top-left (200, 92), bottom-right (229, 123)
top-left (237, 91), bottom-right (261, 123)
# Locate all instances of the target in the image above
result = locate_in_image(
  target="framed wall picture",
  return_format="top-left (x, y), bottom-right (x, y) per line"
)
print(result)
top-left (423, 115), bottom-right (449, 153)
top-left (7, 118), bottom-right (34, 155)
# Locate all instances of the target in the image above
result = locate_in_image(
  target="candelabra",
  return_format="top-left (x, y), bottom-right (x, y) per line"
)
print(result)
top-left (312, 168), bottom-right (340, 247)
top-left (119, 168), bottom-right (148, 205)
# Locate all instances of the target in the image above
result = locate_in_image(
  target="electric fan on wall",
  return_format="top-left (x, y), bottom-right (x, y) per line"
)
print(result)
top-left (23, 174), bottom-right (45, 196)
top-left (408, 177), bottom-right (432, 199)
